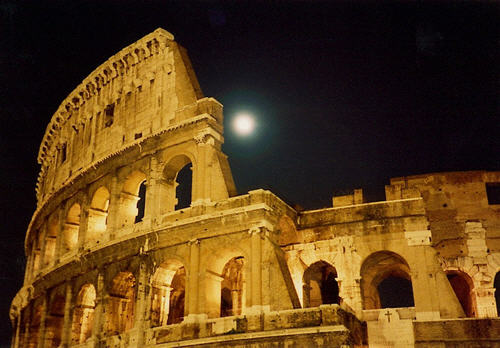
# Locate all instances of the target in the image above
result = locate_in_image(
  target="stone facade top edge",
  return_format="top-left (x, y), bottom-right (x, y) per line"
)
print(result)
top-left (389, 170), bottom-right (500, 185)
top-left (37, 28), bottom-right (177, 165)
top-left (301, 197), bottom-right (422, 215)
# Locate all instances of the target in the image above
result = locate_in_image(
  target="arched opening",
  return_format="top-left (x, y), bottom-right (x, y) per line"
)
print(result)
top-left (43, 215), bottom-right (59, 266)
top-left (87, 186), bottom-right (110, 244)
top-left (45, 295), bottom-right (65, 348)
top-left (495, 272), bottom-right (500, 316)
top-left (30, 233), bottom-right (42, 276)
top-left (220, 257), bottom-right (245, 317)
top-left (106, 271), bottom-right (136, 335)
top-left (361, 251), bottom-right (414, 309)
top-left (303, 261), bottom-right (340, 308)
top-left (162, 155), bottom-right (193, 213)
top-left (151, 260), bottom-right (186, 326)
top-left (120, 171), bottom-right (147, 227)
top-left (62, 203), bottom-right (80, 253)
top-left (134, 181), bottom-right (146, 223)
top-left (447, 271), bottom-right (474, 317)
top-left (377, 275), bottom-right (414, 308)
top-left (71, 284), bottom-right (96, 344)
top-left (175, 163), bottom-right (192, 210)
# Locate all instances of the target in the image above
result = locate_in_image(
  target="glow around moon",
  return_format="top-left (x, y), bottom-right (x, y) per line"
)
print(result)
top-left (233, 113), bottom-right (256, 136)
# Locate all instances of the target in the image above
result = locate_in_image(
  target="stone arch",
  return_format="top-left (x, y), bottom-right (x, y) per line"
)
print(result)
top-left (151, 259), bottom-right (186, 326)
top-left (30, 232), bottom-right (42, 277)
top-left (360, 251), bottom-right (414, 309)
top-left (447, 270), bottom-right (474, 317)
top-left (71, 284), bottom-right (96, 344)
top-left (204, 246), bottom-right (248, 318)
top-left (46, 293), bottom-right (65, 348)
top-left (220, 256), bottom-right (245, 317)
top-left (162, 154), bottom-right (194, 212)
top-left (105, 271), bottom-right (136, 335)
top-left (303, 260), bottom-right (340, 308)
top-left (62, 203), bottom-right (80, 253)
top-left (44, 213), bottom-right (59, 267)
top-left (87, 186), bottom-right (110, 244)
top-left (120, 171), bottom-right (147, 227)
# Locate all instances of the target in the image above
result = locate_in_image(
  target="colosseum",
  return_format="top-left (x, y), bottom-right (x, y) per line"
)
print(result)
top-left (9, 28), bottom-right (500, 347)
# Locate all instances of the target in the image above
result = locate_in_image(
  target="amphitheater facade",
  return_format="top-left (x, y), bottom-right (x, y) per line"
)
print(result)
top-left (10, 28), bottom-right (500, 347)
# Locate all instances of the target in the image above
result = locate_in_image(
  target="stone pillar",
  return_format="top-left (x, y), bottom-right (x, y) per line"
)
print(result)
top-left (91, 272), bottom-right (105, 346)
top-left (54, 208), bottom-right (66, 263)
top-left (77, 197), bottom-right (90, 251)
top-left (185, 239), bottom-right (204, 321)
top-left (473, 287), bottom-right (497, 318)
top-left (250, 227), bottom-right (263, 311)
top-left (203, 271), bottom-right (223, 318)
top-left (38, 294), bottom-right (48, 348)
top-left (39, 223), bottom-right (48, 271)
top-left (107, 175), bottom-right (120, 239)
top-left (132, 261), bottom-right (149, 346)
top-left (145, 157), bottom-right (162, 224)
top-left (61, 283), bottom-right (73, 347)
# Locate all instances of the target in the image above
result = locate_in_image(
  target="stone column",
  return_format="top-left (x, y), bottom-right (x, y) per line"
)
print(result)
top-left (250, 227), bottom-right (263, 311)
top-left (185, 239), bottom-right (203, 321)
top-left (77, 197), bottom-right (90, 252)
top-left (203, 271), bottom-right (223, 318)
top-left (61, 283), bottom-right (73, 347)
top-left (405, 229), bottom-right (446, 320)
top-left (39, 223), bottom-right (48, 271)
top-left (107, 175), bottom-right (120, 239)
top-left (145, 157), bottom-right (161, 224)
top-left (54, 208), bottom-right (66, 263)
top-left (91, 272), bottom-right (105, 346)
top-left (38, 294), bottom-right (48, 348)
top-left (132, 261), bottom-right (150, 346)
top-left (473, 287), bottom-right (497, 318)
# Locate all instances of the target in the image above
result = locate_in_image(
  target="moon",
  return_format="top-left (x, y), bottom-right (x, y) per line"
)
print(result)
top-left (233, 113), bottom-right (255, 136)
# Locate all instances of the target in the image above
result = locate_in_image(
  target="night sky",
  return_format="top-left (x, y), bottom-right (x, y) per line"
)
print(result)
top-left (0, 1), bottom-right (498, 344)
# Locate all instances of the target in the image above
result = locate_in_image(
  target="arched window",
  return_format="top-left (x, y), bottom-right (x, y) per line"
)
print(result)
top-left (30, 232), bottom-right (42, 277)
top-left (87, 186), bottom-right (110, 244)
top-left (120, 171), bottom-right (147, 227)
top-left (71, 284), bottom-right (96, 344)
top-left (62, 203), bottom-right (80, 253)
top-left (220, 257), bottom-right (245, 317)
top-left (45, 294), bottom-right (65, 348)
top-left (447, 271), bottom-right (474, 317)
top-left (151, 260), bottom-right (186, 326)
top-left (377, 276), bottom-right (414, 308)
top-left (495, 272), bottom-right (500, 317)
top-left (135, 181), bottom-right (146, 223)
top-left (360, 251), bottom-right (414, 309)
top-left (162, 155), bottom-right (193, 213)
top-left (175, 163), bottom-right (192, 210)
top-left (303, 261), bottom-right (340, 308)
top-left (44, 215), bottom-right (59, 266)
top-left (106, 272), bottom-right (136, 335)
